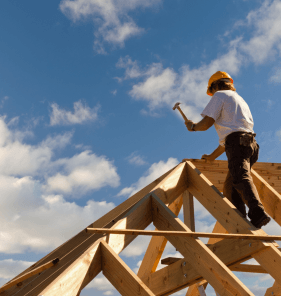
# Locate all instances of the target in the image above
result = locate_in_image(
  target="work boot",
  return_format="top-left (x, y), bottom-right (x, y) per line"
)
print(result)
top-left (251, 212), bottom-right (271, 228)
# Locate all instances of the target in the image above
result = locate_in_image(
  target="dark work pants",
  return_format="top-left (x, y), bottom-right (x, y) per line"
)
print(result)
top-left (223, 132), bottom-right (265, 220)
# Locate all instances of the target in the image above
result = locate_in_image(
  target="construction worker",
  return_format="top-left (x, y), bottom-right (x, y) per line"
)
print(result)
top-left (184, 71), bottom-right (270, 228)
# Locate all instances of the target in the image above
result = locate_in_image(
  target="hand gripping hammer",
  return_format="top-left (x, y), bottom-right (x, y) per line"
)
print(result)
top-left (172, 102), bottom-right (190, 123)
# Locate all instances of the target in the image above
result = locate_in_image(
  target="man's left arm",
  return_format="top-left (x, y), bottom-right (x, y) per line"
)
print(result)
top-left (186, 115), bottom-right (215, 131)
top-left (201, 145), bottom-right (225, 161)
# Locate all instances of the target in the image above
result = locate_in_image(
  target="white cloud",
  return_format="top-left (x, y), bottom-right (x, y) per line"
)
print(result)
top-left (86, 274), bottom-right (115, 291)
top-left (59, 0), bottom-right (161, 53)
top-left (124, 49), bottom-right (241, 120)
top-left (127, 152), bottom-right (147, 166)
top-left (50, 101), bottom-right (100, 126)
top-left (0, 174), bottom-right (115, 254)
top-left (46, 150), bottom-right (120, 196)
top-left (0, 118), bottom-right (54, 176)
top-left (0, 117), bottom-right (119, 254)
top-left (240, 0), bottom-right (281, 64)
top-left (0, 259), bottom-right (35, 279)
top-left (117, 157), bottom-right (178, 197)
top-left (0, 96), bottom-right (9, 108)
top-left (41, 132), bottom-right (73, 150)
top-left (116, 56), bottom-right (142, 81)
top-left (269, 67), bottom-right (281, 83)
top-left (119, 0), bottom-right (281, 120)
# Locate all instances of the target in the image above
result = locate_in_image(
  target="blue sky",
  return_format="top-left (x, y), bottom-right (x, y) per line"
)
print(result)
top-left (1, 0), bottom-right (281, 295)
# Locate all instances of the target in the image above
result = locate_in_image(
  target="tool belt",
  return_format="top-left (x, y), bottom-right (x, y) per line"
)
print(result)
top-left (239, 133), bottom-right (256, 146)
top-left (226, 132), bottom-right (256, 147)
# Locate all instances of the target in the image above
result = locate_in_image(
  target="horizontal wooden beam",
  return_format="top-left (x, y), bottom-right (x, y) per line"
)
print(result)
top-left (230, 263), bottom-right (267, 274)
top-left (161, 257), bottom-right (267, 273)
top-left (87, 228), bottom-right (279, 241)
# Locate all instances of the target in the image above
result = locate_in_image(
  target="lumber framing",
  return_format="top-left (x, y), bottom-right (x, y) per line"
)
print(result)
top-left (3, 159), bottom-right (281, 296)
top-left (188, 159), bottom-right (281, 194)
top-left (100, 241), bottom-right (155, 296)
top-left (186, 222), bottom-right (228, 295)
top-left (137, 195), bottom-right (183, 279)
top-left (141, 236), bottom-right (268, 295)
top-left (87, 228), bottom-right (281, 241)
top-left (151, 194), bottom-right (254, 296)
top-left (183, 190), bottom-right (195, 231)
top-left (160, 258), bottom-right (267, 273)
top-left (265, 281), bottom-right (281, 296)
top-left (2, 162), bottom-right (188, 296)
top-left (184, 161), bottom-right (281, 284)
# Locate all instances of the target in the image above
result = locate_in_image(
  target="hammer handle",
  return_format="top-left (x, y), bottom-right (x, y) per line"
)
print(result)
top-left (177, 107), bottom-right (189, 123)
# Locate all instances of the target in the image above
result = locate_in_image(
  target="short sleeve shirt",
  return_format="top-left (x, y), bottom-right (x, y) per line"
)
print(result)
top-left (201, 90), bottom-right (254, 146)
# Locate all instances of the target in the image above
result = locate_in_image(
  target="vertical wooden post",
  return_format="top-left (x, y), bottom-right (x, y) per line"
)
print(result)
top-left (183, 191), bottom-right (195, 231)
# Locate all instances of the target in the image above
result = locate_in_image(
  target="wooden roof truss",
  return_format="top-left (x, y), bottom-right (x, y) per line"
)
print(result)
top-left (1, 159), bottom-right (281, 296)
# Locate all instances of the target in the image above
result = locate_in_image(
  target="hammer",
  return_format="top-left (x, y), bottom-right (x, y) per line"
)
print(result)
top-left (172, 102), bottom-right (190, 123)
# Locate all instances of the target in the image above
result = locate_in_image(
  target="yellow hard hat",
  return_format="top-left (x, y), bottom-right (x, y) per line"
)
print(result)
top-left (207, 71), bottom-right (233, 96)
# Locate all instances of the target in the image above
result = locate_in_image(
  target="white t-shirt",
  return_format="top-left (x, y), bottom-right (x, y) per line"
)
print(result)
top-left (201, 90), bottom-right (254, 146)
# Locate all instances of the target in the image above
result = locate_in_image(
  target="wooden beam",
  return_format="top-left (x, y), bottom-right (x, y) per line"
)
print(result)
top-left (183, 191), bottom-right (195, 231)
top-left (105, 194), bottom-right (153, 255)
top-left (141, 236), bottom-right (267, 295)
top-left (40, 240), bottom-right (102, 296)
top-left (265, 281), bottom-right (281, 296)
top-left (151, 194), bottom-right (254, 296)
top-left (230, 263), bottom-right (266, 273)
top-left (56, 194), bottom-right (153, 296)
top-left (11, 194), bottom-right (153, 296)
top-left (251, 168), bottom-right (281, 226)
top-left (207, 222), bottom-right (228, 244)
top-left (0, 258), bottom-right (59, 293)
top-left (184, 161), bottom-right (281, 287)
top-left (100, 241), bottom-right (156, 296)
top-left (161, 257), bottom-right (181, 265)
top-left (6, 165), bottom-right (178, 286)
top-left (137, 195), bottom-right (183, 279)
top-left (185, 221), bottom-right (228, 296)
top-left (3, 162), bottom-right (188, 296)
top-left (161, 258), bottom-right (267, 273)
top-left (87, 228), bottom-right (281, 241)
top-left (188, 159), bottom-right (281, 194)
top-left (188, 160), bottom-right (281, 227)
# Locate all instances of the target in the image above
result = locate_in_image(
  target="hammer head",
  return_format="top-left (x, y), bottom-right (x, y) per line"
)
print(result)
top-left (172, 102), bottom-right (181, 110)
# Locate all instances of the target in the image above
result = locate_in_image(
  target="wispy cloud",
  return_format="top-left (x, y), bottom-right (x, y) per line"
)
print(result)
top-left (269, 66), bottom-right (281, 83)
top-left (118, 0), bottom-right (281, 120)
top-left (59, 0), bottom-right (161, 53)
top-left (50, 100), bottom-right (100, 126)
top-left (0, 96), bottom-right (9, 108)
top-left (117, 157), bottom-right (178, 197)
top-left (0, 117), bottom-right (118, 255)
top-left (126, 152), bottom-right (147, 166)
